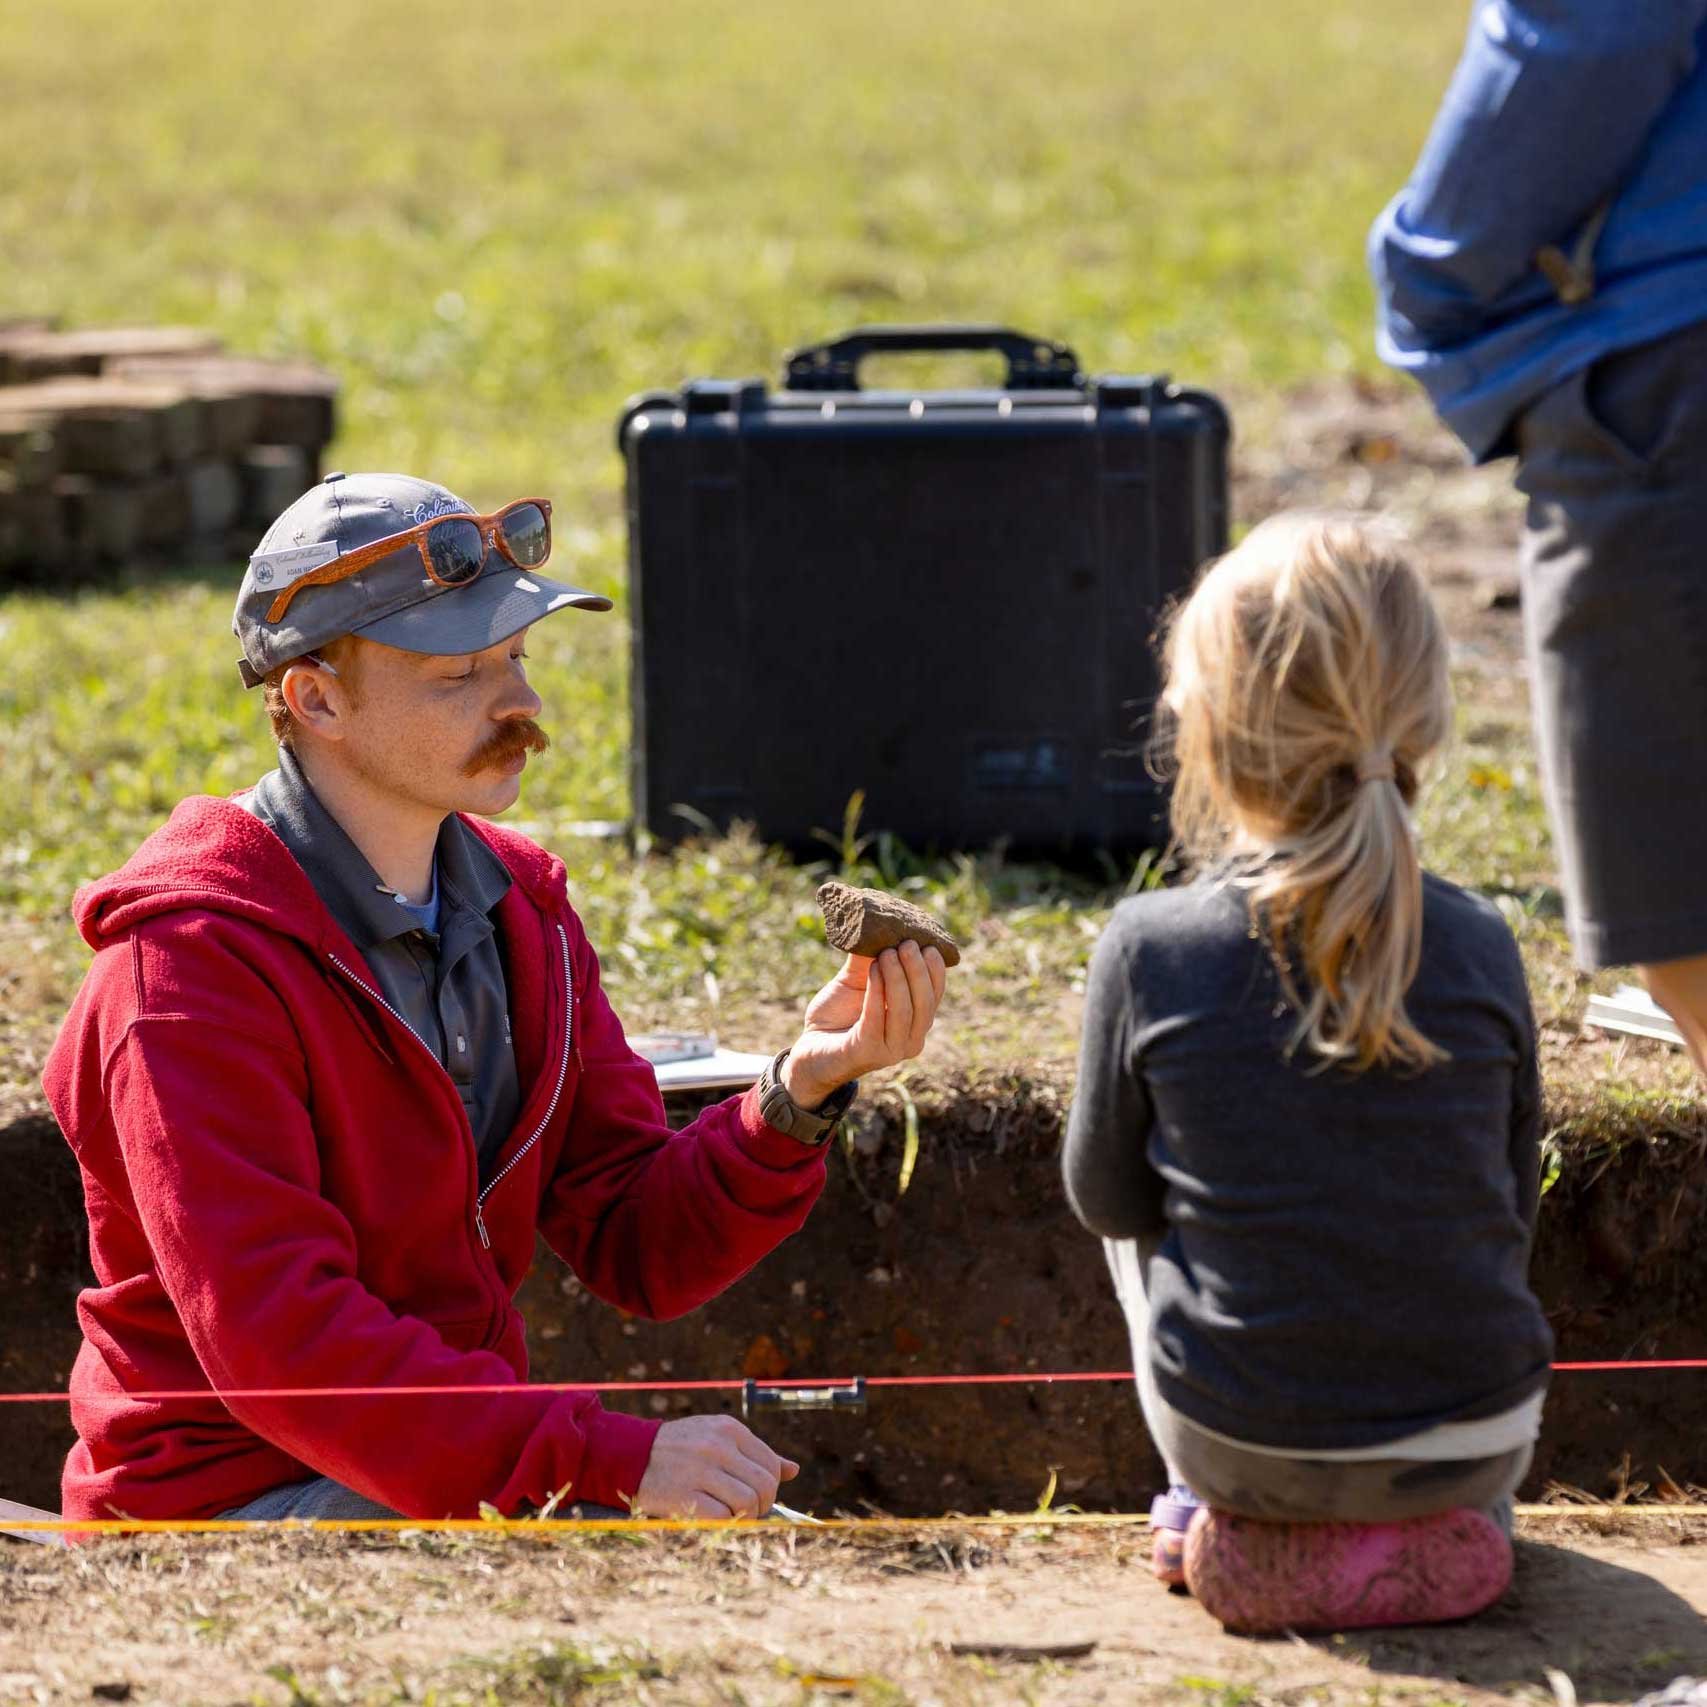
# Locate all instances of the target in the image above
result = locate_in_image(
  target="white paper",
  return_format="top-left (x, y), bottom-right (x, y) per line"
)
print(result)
top-left (1584, 984), bottom-right (1684, 1047)
top-left (629, 1031), bottom-right (774, 1090)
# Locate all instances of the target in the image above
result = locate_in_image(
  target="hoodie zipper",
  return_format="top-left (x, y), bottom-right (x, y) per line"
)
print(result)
top-left (476, 923), bottom-right (574, 1249)
top-left (326, 921), bottom-right (574, 1254)
top-left (326, 952), bottom-right (448, 1075)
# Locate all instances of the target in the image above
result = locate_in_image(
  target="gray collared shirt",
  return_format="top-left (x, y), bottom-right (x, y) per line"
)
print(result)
top-left (242, 746), bottom-right (523, 1183)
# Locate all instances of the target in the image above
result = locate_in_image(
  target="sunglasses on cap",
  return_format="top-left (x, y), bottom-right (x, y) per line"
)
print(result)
top-left (263, 498), bottom-right (553, 625)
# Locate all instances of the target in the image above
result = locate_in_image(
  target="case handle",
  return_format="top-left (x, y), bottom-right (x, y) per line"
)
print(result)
top-left (783, 325), bottom-right (1083, 393)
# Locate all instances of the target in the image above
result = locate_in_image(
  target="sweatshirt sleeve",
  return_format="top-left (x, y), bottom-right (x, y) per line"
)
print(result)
top-left (105, 1010), bottom-right (658, 1518)
top-left (1371, 2), bottom-right (1707, 353)
top-left (536, 921), bottom-right (827, 1322)
top-left (1063, 913), bottom-right (1167, 1240)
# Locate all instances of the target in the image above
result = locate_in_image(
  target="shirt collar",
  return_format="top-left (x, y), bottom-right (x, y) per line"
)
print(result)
top-left (435, 800), bottom-right (512, 920)
top-left (242, 746), bottom-right (511, 949)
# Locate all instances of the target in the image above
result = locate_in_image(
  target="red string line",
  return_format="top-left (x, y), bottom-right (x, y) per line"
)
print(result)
top-left (0, 1361), bottom-right (1698, 1405)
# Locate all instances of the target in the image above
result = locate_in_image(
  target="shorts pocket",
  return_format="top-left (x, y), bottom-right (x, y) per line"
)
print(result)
top-left (1572, 337), bottom-right (1699, 479)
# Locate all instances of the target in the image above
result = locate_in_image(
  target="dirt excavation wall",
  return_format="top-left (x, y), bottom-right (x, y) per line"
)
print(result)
top-left (4, 1077), bottom-right (1706, 1515)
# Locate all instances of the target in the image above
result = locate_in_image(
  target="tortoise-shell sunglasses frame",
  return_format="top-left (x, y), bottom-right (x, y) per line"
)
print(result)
top-left (263, 497), bottom-right (553, 624)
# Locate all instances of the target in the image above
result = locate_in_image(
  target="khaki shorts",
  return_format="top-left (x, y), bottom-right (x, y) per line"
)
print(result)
top-left (1515, 318), bottom-right (1707, 969)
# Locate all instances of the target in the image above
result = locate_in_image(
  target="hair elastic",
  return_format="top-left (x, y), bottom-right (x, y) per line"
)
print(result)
top-left (1355, 751), bottom-right (1395, 784)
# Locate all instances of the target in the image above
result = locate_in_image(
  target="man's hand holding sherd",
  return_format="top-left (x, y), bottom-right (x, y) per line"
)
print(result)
top-left (781, 940), bottom-right (949, 1111)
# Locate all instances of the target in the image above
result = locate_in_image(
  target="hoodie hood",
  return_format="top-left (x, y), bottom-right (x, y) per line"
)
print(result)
top-left (72, 793), bottom-right (572, 953)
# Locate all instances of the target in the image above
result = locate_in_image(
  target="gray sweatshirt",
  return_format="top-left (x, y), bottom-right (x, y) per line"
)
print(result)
top-left (1064, 873), bottom-right (1553, 1452)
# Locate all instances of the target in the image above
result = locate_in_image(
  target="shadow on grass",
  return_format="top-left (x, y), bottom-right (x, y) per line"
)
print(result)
top-left (1319, 1538), bottom-right (1707, 1702)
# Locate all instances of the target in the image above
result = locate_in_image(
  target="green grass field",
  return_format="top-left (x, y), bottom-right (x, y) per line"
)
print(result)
top-left (1, 0), bottom-right (1462, 499)
top-left (2, 0), bottom-right (1629, 1095)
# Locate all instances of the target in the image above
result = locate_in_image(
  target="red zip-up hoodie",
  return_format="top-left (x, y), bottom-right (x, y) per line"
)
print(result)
top-left (41, 795), bottom-right (827, 1522)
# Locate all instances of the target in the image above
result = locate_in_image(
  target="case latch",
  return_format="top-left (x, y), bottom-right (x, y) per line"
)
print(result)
top-left (682, 379), bottom-right (765, 417)
top-left (1094, 374), bottom-right (1172, 411)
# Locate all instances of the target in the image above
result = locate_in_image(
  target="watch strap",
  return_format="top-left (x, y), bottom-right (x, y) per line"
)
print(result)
top-left (754, 1049), bottom-right (858, 1146)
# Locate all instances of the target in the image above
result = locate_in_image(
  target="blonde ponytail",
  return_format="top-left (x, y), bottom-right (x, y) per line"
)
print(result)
top-left (1154, 514), bottom-right (1452, 1071)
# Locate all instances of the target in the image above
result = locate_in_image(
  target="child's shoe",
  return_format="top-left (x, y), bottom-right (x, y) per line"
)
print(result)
top-left (1148, 1484), bottom-right (1204, 1588)
top-left (1182, 1505), bottom-right (1512, 1633)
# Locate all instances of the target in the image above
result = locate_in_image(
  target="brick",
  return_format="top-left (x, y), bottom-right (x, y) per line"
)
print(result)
top-left (136, 472), bottom-right (191, 546)
top-left (0, 325), bottom-right (221, 385)
top-left (0, 378), bottom-right (204, 476)
top-left (0, 416), bottom-right (62, 488)
top-left (56, 474), bottom-right (145, 562)
top-left (0, 320), bottom-right (59, 389)
top-left (106, 356), bottom-right (262, 456)
top-left (0, 486), bottom-right (67, 581)
top-left (239, 443), bottom-right (312, 526)
top-left (185, 460), bottom-right (242, 535)
top-left (106, 353), bottom-right (337, 448)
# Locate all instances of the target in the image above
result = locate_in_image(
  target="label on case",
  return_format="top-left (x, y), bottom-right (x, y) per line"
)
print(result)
top-left (969, 737), bottom-right (1072, 792)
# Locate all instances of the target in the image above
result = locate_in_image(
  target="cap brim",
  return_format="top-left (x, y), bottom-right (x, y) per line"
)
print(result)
top-left (350, 566), bottom-right (613, 656)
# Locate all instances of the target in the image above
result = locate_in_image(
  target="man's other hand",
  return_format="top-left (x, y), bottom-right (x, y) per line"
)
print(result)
top-left (631, 1413), bottom-right (799, 1518)
top-left (782, 940), bottom-right (949, 1109)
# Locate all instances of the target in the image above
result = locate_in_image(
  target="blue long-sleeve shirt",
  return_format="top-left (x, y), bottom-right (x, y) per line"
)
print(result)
top-left (1370, 2), bottom-right (1707, 461)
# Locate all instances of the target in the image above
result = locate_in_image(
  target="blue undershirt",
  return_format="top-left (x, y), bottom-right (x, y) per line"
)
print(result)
top-left (394, 863), bottom-right (441, 937)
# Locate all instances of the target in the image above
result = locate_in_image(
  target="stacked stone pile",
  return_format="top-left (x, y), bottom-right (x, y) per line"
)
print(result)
top-left (0, 320), bottom-right (338, 582)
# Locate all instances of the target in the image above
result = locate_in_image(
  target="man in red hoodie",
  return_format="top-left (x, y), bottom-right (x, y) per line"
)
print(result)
top-left (42, 472), bottom-right (948, 1524)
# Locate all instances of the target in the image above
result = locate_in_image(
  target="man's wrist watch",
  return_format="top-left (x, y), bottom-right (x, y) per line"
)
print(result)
top-left (754, 1049), bottom-right (858, 1146)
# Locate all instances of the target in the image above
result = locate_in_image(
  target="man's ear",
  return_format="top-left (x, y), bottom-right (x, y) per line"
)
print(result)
top-left (279, 659), bottom-right (348, 742)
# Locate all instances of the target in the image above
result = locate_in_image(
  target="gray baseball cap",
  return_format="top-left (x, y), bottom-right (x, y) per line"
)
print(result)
top-left (232, 471), bottom-right (612, 688)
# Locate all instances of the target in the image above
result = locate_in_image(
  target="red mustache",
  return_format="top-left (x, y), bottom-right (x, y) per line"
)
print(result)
top-left (462, 718), bottom-right (551, 777)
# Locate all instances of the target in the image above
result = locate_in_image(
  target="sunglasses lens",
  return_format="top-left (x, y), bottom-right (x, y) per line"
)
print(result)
top-left (500, 503), bottom-right (550, 568)
top-left (425, 518), bottom-right (486, 585)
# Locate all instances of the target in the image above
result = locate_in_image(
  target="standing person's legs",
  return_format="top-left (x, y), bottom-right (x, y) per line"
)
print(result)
top-left (1640, 957), bottom-right (1707, 1078)
top-left (1514, 323), bottom-right (1707, 1015)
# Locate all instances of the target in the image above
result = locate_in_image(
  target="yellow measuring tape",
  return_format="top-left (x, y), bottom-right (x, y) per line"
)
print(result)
top-left (9, 1513), bottom-right (1139, 1536)
top-left (8, 1505), bottom-right (1706, 1536)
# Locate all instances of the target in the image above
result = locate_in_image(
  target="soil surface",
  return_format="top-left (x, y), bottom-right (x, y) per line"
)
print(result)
top-left (2, 1515), bottom-right (1705, 1705)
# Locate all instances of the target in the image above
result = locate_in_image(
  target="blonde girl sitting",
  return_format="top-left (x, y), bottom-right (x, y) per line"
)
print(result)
top-left (1064, 515), bottom-right (1551, 1634)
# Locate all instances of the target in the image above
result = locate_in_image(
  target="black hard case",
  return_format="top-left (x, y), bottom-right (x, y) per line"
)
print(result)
top-left (618, 326), bottom-right (1230, 859)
